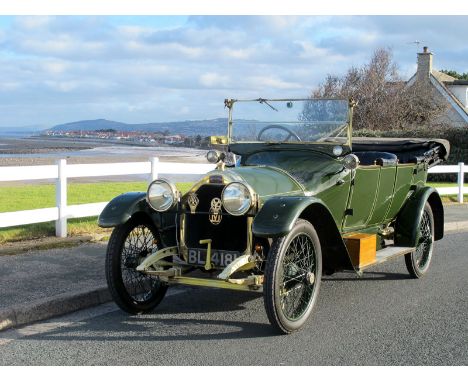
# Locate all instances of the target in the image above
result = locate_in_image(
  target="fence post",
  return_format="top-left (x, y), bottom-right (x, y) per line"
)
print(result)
top-left (458, 162), bottom-right (465, 204)
top-left (150, 157), bottom-right (159, 182)
top-left (55, 159), bottom-right (67, 237)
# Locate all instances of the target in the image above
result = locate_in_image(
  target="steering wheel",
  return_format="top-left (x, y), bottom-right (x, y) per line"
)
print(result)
top-left (257, 124), bottom-right (302, 142)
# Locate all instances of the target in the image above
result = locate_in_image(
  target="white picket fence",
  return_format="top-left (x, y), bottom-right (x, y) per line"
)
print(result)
top-left (0, 159), bottom-right (465, 238)
top-left (0, 158), bottom-right (215, 237)
top-left (428, 162), bottom-right (466, 203)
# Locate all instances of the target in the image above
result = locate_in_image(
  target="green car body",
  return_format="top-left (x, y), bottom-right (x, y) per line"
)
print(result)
top-left (99, 138), bottom-right (447, 273)
top-left (99, 98), bottom-right (449, 333)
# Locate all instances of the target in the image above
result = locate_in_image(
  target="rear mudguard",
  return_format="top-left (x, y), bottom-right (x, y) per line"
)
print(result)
top-left (253, 196), bottom-right (355, 272)
top-left (395, 186), bottom-right (444, 247)
top-left (98, 192), bottom-right (177, 247)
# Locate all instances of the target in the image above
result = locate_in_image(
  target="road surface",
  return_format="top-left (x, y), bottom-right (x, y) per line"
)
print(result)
top-left (1, 232), bottom-right (467, 365)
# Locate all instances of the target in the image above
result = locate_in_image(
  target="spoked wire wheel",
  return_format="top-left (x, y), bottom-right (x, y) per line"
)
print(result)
top-left (405, 202), bottom-right (435, 278)
top-left (106, 216), bottom-right (168, 314)
top-left (264, 219), bottom-right (322, 334)
top-left (280, 233), bottom-right (317, 320)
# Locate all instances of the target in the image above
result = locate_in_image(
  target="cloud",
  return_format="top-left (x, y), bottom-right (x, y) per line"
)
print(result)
top-left (246, 76), bottom-right (303, 90)
top-left (42, 60), bottom-right (69, 75)
top-left (16, 16), bottom-right (52, 29)
top-left (199, 72), bottom-right (230, 88)
top-left (0, 15), bottom-right (467, 127)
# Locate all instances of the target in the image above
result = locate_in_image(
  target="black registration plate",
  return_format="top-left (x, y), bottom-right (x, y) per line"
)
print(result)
top-left (187, 248), bottom-right (241, 268)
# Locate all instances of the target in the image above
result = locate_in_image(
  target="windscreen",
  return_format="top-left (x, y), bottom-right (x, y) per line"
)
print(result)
top-left (230, 99), bottom-right (349, 143)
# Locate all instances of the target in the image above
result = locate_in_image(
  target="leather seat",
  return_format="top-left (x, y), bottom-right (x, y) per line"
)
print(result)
top-left (353, 151), bottom-right (398, 166)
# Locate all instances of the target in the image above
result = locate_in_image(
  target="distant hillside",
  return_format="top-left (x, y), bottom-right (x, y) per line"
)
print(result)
top-left (51, 119), bottom-right (129, 132)
top-left (49, 118), bottom-right (230, 136)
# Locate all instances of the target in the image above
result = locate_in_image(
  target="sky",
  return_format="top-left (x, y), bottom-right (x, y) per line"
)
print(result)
top-left (0, 15), bottom-right (467, 128)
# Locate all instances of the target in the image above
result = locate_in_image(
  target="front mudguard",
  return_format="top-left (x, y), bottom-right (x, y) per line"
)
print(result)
top-left (98, 192), bottom-right (149, 228)
top-left (253, 196), bottom-right (325, 238)
top-left (253, 196), bottom-right (355, 272)
top-left (395, 186), bottom-right (444, 247)
top-left (98, 192), bottom-right (177, 247)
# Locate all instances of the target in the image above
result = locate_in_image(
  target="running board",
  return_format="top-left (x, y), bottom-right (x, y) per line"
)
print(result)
top-left (358, 246), bottom-right (415, 271)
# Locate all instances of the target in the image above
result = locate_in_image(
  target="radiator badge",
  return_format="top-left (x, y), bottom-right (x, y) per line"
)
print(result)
top-left (209, 197), bottom-right (222, 225)
top-left (187, 193), bottom-right (199, 214)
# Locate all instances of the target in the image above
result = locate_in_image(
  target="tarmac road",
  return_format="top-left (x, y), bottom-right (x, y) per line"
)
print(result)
top-left (0, 231), bottom-right (467, 366)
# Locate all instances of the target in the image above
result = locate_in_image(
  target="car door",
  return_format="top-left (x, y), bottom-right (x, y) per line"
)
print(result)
top-left (342, 165), bottom-right (381, 230)
top-left (366, 165), bottom-right (397, 225)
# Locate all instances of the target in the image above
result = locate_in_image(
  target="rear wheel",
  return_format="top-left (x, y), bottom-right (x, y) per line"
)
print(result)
top-left (263, 219), bottom-right (322, 334)
top-left (405, 203), bottom-right (435, 278)
top-left (105, 216), bottom-right (168, 314)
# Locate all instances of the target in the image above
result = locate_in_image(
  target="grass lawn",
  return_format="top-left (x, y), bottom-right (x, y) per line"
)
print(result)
top-left (0, 181), bottom-right (465, 244)
top-left (426, 182), bottom-right (468, 203)
top-left (0, 182), bottom-right (193, 244)
top-left (426, 182), bottom-right (467, 188)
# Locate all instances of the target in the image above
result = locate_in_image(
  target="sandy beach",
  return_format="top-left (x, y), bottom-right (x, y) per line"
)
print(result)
top-left (0, 136), bottom-right (208, 166)
top-left (0, 136), bottom-right (209, 184)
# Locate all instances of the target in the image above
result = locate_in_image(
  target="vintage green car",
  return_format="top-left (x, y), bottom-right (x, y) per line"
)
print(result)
top-left (99, 98), bottom-right (449, 334)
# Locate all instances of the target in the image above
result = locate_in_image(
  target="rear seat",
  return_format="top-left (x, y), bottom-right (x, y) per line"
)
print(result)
top-left (353, 151), bottom-right (398, 166)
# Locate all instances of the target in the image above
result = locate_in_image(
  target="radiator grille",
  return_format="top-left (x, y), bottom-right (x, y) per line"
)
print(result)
top-left (183, 184), bottom-right (248, 252)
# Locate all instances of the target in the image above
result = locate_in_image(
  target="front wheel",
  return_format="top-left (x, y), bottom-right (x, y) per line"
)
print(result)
top-left (405, 202), bottom-right (435, 278)
top-left (105, 216), bottom-right (168, 314)
top-left (263, 219), bottom-right (322, 334)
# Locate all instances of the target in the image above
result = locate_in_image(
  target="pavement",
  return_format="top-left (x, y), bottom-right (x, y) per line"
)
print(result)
top-left (0, 231), bottom-right (466, 365)
top-left (0, 203), bottom-right (467, 334)
top-left (444, 204), bottom-right (468, 232)
top-left (0, 243), bottom-right (109, 330)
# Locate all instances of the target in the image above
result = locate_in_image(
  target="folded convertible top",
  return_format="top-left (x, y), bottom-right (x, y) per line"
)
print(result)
top-left (351, 137), bottom-right (450, 163)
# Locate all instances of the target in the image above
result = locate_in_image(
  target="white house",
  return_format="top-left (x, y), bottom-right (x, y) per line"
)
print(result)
top-left (407, 47), bottom-right (468, 128)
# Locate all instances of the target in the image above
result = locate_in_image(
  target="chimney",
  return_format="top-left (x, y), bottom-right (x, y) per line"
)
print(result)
top-left (417, 46), bottom-right (433, 81)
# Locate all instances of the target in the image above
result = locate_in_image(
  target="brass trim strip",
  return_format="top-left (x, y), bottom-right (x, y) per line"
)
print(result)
top-left (167, 276), bottom-right (262, 292)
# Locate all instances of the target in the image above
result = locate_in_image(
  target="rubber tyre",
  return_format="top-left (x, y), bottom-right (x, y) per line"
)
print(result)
top-left (105, 216), bottom-right (168, 314)
top-left (263, 219), bottom-right (322, 334)
top-left (405, 202), bottom-right (435, 278)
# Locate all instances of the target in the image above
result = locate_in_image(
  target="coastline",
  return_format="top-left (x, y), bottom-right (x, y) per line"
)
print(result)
top-left (0, 136), bottom-right (209, 185)
top-left (0, 136), bottom-right (208, 167)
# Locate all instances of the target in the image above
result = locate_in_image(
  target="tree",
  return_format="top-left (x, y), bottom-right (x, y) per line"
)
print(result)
top-left (440, 69), bottom-right (468, 80)
top-left (307, 48), bottom-right (447, 131)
